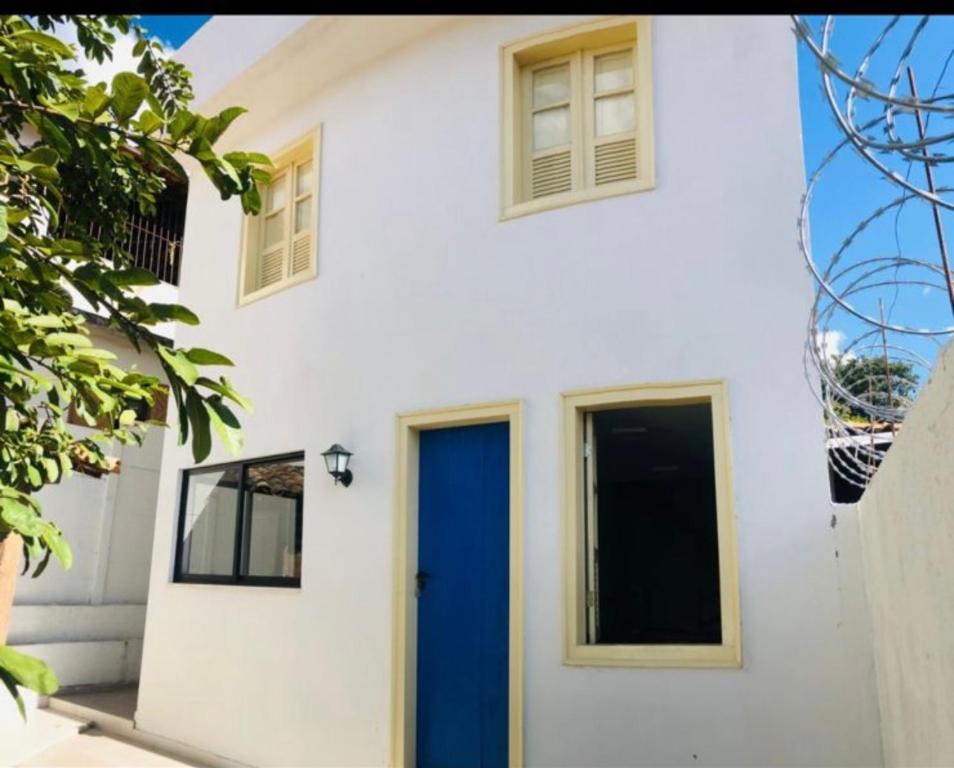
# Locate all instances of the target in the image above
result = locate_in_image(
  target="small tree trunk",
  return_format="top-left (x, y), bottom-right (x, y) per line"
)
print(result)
top-left (0, 533), bottom-right (21, 645)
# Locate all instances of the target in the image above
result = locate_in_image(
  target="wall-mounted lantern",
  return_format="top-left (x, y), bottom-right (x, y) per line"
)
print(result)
top-left (321, 443), bottom-right (353, 487)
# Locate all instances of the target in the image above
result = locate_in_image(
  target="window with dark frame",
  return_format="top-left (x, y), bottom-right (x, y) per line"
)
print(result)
top-left (175, 452), bottom-right (304, 587)
top-left (583, 403), bottom-right (721, 645)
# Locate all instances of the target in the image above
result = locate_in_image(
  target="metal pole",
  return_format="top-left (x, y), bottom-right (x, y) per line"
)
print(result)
top-left (906, 66), bottom-right (954, 318)
top-left (878, 299), bottom-right (897, 436)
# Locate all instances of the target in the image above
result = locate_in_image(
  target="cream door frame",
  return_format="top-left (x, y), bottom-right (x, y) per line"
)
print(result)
top-left (391, 399), bottom-right (524, 767)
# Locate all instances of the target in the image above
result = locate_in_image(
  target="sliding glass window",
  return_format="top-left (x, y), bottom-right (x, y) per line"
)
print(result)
top-left (175, 452), bottom-right (304, 587)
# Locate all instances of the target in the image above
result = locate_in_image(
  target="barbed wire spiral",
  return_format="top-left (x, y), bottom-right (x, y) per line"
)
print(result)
top-left (794, 15), bottom-right (954, 491)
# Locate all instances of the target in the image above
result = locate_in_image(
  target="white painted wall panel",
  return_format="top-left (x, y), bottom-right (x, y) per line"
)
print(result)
top-left (102, 465), bottom-right (161, 604)
top-left (8, 604), bottom-right (146, 644)
top-left (13, 639), bottom-right (142, 687)
top-left (11, 326), bottom-right (167, 687)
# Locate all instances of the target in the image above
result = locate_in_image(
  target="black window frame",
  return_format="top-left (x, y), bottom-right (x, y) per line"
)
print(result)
top-left (174, 451), bottom-right (304, 588)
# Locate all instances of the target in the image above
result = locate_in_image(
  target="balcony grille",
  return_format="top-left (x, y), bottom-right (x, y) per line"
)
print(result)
top-left (57, 181), bottom-right (187, 287)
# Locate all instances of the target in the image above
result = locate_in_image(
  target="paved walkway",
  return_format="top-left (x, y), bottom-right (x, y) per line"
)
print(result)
top-left (52, 686), bottom-right (138, 720)
top-left (9, 686), bottom-right (213, 768)
top-left (17, 727), bottom-right (201, 767)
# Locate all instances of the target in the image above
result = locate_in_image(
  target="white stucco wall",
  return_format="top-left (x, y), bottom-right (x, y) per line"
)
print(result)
top-left (859, 339), bottom-right (954, 767)
top-left (10, 325), bottom-right (167, 688)
top-left (14, 325), bottom-right (165, 608)
top-left (137, 15), bottom-right (883, 767)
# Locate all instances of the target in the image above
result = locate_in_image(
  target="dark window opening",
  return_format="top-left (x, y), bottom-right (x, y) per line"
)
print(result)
top-left (586, 403), bottom-right (721, 645)
top-left (174, 452), bottom-right (304, 587)
top-left (828, 440), bottom-right (892, 504)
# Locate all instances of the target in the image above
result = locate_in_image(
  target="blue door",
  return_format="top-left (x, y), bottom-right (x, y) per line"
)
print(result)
top-left (416, 422), bottom-right (509, 768)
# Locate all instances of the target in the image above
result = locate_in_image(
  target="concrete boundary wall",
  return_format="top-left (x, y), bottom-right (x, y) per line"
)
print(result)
top-left (859, 339), bottom-right (954, 767)
top-left (7, 604), bottom-right (146, 645)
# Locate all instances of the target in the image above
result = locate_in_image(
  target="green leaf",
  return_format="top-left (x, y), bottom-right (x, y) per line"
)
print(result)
top-left (45, 332), bottom-right (92, 348)
top-left (204, 106), bottom-right (247, 143)
top-left (41, 524), bottom-right (73, 571)
top-left (31, 548), bottom-right (53, 579)
top-left (0, 645), bottom-right (59, 695)
top-left (185, 390), bottom-right (212, 463)
top-left (0, 497), bottom-right (42, 537)
top-left (168, 109), bottom-right (197, 142)
top-left (110, 72), bottom-right (148, 122)
top-left (205, 398), bottom-right (243, 454)
top-left (27, 465), bottom-right (42, 488)
top-left (82, 85), bottom-right (110, 118)
top-left (196, 376), bottom-right (254, 413)
top-left (184, 348), bottom-right (234, 366)
top-left (136, 110), bottom-right (163, 135)
top-left (20, 146), bottom-right (59, 168)
top-left (42, 458), bottom-right (60, 483)
top-left (118, 409), bottom-right (136, 426)
top-left (240, 185), bottom-right (261, 216)
top-left (25, 315), bottom-right (66, 329)
top-left (105, 267), bottom-right (160, 287)
top-left (49, 100), bottom-right (81, 122)
top-left (12, 30), bottom-right (75, 58)
top-left (0, 203), bottom-right (7, 243)
top-left (149, 303), bottom-right (199, 325)
top-left (75, 347), bottom-right (117, 361)
top-left (157, 345), bottom-right (198, 386)
top-left (0, 667), bottom-right (25, 720)
top-left (4, 409), bottom-right (18, 432)
top-left (35, 116), bottom-right (71, 156)
top-left (51, 239), bottom-right (87, 256)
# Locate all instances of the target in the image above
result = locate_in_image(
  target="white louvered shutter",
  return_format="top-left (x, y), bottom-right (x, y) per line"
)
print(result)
top-left (290, 159), bottom-right (313, 276)
top-left (589, 48), bottom-right (638, 187)
top-left (258, 170), bottom-right (290, 290)
top-left (528, 63), bottom-right (574, 200)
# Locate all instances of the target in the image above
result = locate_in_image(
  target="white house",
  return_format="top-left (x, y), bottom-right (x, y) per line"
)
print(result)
top-left (130, 15), bottom-right (884, 767)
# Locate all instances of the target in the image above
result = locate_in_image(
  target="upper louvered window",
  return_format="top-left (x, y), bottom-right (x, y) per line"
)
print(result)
top-left (502, 17), bottom-right (654, 219)
top-left (239, 128), bottom-right (320, 305)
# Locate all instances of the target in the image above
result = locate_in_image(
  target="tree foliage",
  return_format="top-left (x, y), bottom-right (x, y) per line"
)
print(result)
top-left (0, 14), bottom-right (268, 716)
top-left (832, 355), bottom-right (919, 421)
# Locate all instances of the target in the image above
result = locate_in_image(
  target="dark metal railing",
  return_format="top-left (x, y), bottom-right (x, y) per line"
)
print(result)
top-left (110, 201), bottom-right (185, 286)
top-left (57, 181), bottom-right (188, 287)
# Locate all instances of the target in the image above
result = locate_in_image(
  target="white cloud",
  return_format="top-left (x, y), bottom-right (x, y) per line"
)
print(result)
top-left (52, 20), bottom-right (174, 87)
top-left (815, 329), bottom-right (856, 363)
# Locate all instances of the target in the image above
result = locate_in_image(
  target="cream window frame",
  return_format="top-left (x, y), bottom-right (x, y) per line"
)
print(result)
top-left (561, 379), bottom-right (741, 668)
top-left (237, 126), bottom-right (321, 307)
top-left (500, 16), bottom-right (654, 221)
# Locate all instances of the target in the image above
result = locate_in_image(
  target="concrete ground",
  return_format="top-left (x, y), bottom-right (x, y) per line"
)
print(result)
top-left (53, 685), bottom-right (138, 720)
top-left (10, 685), bottom-right (215, 768)
top-left (18, 728), bottom-right (202, 767)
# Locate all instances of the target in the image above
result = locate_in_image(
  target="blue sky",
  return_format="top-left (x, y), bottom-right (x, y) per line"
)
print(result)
top-left (795, 15), bottom-right (954, 383)
top-left (137, 15), bottom-right (210, 49)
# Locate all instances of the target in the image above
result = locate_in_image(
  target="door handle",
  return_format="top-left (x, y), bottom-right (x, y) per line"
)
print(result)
top-left (415, 570), bottom-right (430, 598)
